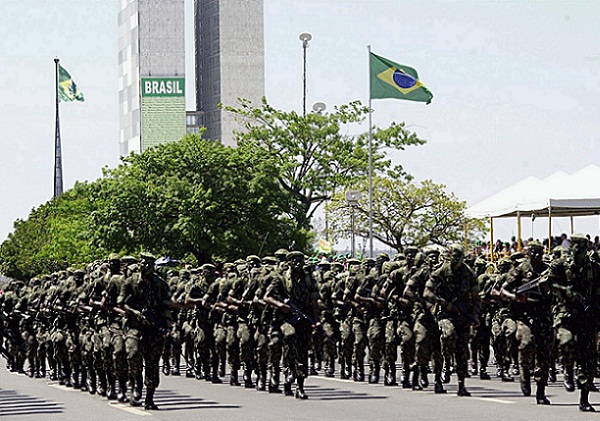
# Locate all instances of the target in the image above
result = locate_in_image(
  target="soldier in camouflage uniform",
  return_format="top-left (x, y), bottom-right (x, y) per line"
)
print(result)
top-left (342, 258), bottom-right (368, 382)
top-left (184, 263), bottom-right (218, 382)
top-left (405, 248), bottom-right (442, 391)
top-left (119, 252), bottom-right (173, 410)
top-left (548, 234), bottom-right (600, 411)
top-left (425, 244), bottom-right (480, 396)
top-left (202, 263), bottom-right (228, 384)
top-left (484, 258), bottom-right (515, 382)
top-left (500, 241), bottom-right (552, 405)
top-left (264, 251), bottom-right (320, 399)
top-left (316, 258), bottom-right (339, 377)
top-left (355, 256), bottom-right (387, 384)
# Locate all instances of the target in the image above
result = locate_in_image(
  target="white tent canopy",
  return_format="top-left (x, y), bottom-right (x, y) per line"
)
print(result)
top-left (466, 165), bottom-right (600, 219)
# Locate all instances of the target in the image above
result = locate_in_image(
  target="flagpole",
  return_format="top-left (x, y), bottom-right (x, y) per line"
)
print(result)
top-left (54, 57), bottom-right (63, 198)
top-left (367, 45), bottom-right (373, 258)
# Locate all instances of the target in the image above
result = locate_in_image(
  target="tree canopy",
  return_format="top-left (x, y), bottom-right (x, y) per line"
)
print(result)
top-left (0, 135), bottom-right (305, 279)
top-left (326, 174), bottom-right (485, 251)
top-left (224, 98), bottom-right (426, 229)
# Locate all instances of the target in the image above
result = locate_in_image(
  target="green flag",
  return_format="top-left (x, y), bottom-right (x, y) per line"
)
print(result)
top-left (370, 52), bottom-right (432, 104)
top-left (58, 64), bottom-right (84, 102)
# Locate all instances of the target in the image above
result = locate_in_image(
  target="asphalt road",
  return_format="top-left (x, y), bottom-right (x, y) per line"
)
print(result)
top-left (1, 363), bottom-right (599, 421)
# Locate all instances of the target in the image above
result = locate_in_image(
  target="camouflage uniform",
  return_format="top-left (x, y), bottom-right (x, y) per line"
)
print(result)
top-left (264, 251), bottom-right (320, 399)
top-left (425, 245), bottom-right (479, 396)
top-left (501, 241), bottom-right (551, 404)
top-left (548, 235), bottom-right (600, 411)
top-left (119, 253), bottom-right (173, 410)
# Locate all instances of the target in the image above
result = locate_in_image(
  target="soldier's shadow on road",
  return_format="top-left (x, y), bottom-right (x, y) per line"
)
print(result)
top-left (0, 388), bottom-right (64, 417)
top-left (303, 385), bottom-right (388, 401)
top-left (452, 385), bottom-right (529, 399)
top-left (151, 389), bottom-right (241, 411)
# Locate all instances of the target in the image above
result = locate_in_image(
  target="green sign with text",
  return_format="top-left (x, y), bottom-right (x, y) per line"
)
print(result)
top-left (142, 77), bottom-right (185, 97)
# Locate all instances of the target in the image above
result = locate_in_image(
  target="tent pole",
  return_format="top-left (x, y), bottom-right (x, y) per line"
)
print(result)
top-left (490, 216), bottom-right (494, 262)
top-left (517, 211), bottom-right (522, 251)
top-left (547, 206), bottom-right (552, 251)
top-left (570, 216), bottom-right (574, 235)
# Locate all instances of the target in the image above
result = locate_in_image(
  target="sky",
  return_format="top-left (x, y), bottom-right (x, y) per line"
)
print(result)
top-left (2, 0), bottom-right (600, 248)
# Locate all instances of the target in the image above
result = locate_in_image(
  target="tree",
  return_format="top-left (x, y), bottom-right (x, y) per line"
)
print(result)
top-left (224, 98), bottom-right (426, 230)
top-left (0, 182), bottom-right (97, 279)
top-left (326, 175), bottom-right (485, 251)
top-left (89, 135), bottom-right (303, 263)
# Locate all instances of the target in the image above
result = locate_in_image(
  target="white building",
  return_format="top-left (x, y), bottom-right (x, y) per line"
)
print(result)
top-left (194, 0), bottom-right (265, 146)
top-left (118, 0), bottom-right (186, 155)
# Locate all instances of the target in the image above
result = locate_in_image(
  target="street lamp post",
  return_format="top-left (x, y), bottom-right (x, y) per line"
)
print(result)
top-left (299, 32), bottom-right (312, 116)
top-left (346, 190), bottom-right (362, 257)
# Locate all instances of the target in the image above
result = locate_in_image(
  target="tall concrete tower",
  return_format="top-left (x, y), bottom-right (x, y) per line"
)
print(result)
top-left (194, 0), bottom-right (265, 146)
top-left (118, 0), bottom-right (186, 155)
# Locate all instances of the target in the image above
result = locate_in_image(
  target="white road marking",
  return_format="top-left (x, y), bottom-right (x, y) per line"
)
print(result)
top-left (108, 402), bottom-right (152, 416)
top-left (470, 397), bottom-right (515, 404)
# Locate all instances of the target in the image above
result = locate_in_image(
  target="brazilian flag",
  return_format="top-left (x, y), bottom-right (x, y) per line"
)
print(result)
top-left (370, 52), bottom-right (432, 104)
top-left (58, 64), bottom-right (84, 102)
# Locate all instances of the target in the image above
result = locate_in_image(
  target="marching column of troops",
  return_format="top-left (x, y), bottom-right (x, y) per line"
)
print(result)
top-left (1, 235), bottom-right (599, 412)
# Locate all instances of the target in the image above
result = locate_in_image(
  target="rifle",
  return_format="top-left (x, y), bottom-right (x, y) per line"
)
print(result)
top-left (283, 299), bottom-right (337, 346)
top-left (515, 276), bottom-right (547, 297)
top-left (435, 282), bottom-right (479, 325)
top-left (141, 308), bottom-right (181, 349)
top-left (569, 289), bottom-right (599, 315)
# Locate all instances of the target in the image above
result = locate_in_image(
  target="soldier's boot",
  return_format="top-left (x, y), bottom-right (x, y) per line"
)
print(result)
top-left (295, 377), bottom-right (308, 400)
top-left (211, 365), bottom-right (222, 384)
top-left (134, 374), bottom-right (143, 401)
top-left (479, 367), bottom-right (491, 380)
top-left (72, 369), bottom-right (80, 389)
top-left (419, 365), bottom-right (429, 389)
top-left (98, 373), bottom-right (107, 397)
top-left (470, 359), bottom-right (478, 376)
top-left (434, 371), bottom-right (447, 394)
top-left (353, 363), bottom-right (365, 382)
top-left (501, 365), bottom-right (514, 382)
top-left (564, 365), bottom-right (575, 392)
top-left (80, 371), bottom-right (88, 392)
top-left (580, 389), bottom-right (596, 412)
top-left (268, 368), bottom-right (282, 394)
top-left (229, 370), bottom-right (241, 386)
top-left (144, 387), bottom-right (159, 411)
top-left (325, 357), bottom-right (335, 378)
top-left (339, 359), bottom-right (348, 379)
top-left (309, 354), bottom-right (318, 376)
top-left (240, 369), bottom-right (252, 389)
top-left (401, 366), bottom-right (412, 388)
top-left (412, 367), bottom-right (422, 391)
top-left (548, 362), bottom-right (557, 383)
top-left (369, 363), bottom-right (380, 384)
top-left (129, 376), bottom-right (142, 407)
top-left (283, 381), bottom-right (294, 396)
top-left (219, 358), bottom-right (226, 378)
top-left (27, 364), bottom-right (35, 378)
top-left (457, 379), bottom-right (471, 397)
top-left (117, 377), bottom-right (129, 403)
top-left (441, 365), bottom-right (451, 384)
top-left (511, 364), bottom-right (519, 376)
top-left (536, 380), bottom-right (550, 405)
top-left (383, 365), bottom-right (390, 386)
top-left (88, 371), bottom-right (97, 395)
top-left (106, 373), bottom-right (117, 400)
top-left (171, 355), bottom-right (180, 376)
top-left (520, 367), bottom-right (531, 397)
top-left (258, 366), bottom-right (267, 390)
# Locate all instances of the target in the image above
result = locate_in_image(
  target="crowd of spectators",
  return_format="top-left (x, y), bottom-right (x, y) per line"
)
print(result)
top-left (472, 233), bottom-right (600, 259)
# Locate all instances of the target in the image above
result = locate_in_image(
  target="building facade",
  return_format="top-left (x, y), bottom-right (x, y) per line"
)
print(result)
top-left (194, 0), bottom-right (265, 146)
top-left (118, 0), bottom-right (186, 155)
